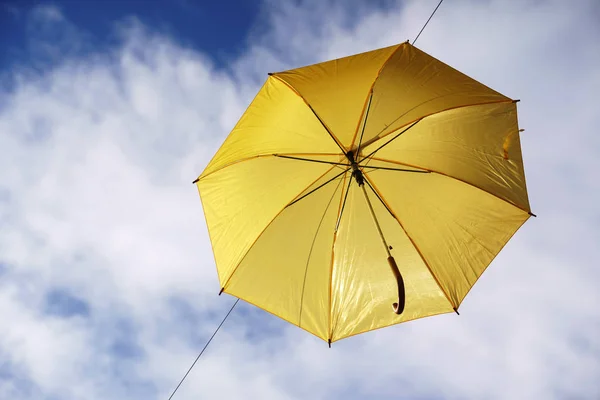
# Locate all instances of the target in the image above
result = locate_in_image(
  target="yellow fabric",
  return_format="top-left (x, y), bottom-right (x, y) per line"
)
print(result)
top-left (274, 44), bottom-right (399, 148)
top-left (330, 182), bottom-right (454, 341)
top-left (364, 162), bottom-right (529, 308)
top-left (359, 44), bottom-right (510, 148)
top-left (196, 42), bottom-right (532, 343)
top-left (201, 76), bottom-right (341, 178)
top-left (225, 167), bottom-right (345, 340)
top-left (363, 101), bottom-right (530, 211)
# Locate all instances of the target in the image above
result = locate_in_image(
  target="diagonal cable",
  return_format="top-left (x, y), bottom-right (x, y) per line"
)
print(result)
top-left (413, 0), bottom-right (445, 45)
top-left (167, 298), bottom-right (239, 400)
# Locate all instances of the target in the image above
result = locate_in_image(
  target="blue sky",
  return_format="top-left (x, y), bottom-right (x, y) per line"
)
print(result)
top-left (1, 0), bottom-right (261, 67)
top-left (0, 0), bottom-right (599, 399)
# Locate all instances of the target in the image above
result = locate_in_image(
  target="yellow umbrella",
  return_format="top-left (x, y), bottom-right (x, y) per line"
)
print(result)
top-left (194, 41), bottom-right (533, 346)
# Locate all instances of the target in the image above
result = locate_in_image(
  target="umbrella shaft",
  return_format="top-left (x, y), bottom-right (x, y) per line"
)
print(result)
top-left (360, 184), bottom-right (392, 258)
top-left (360, 183), bottom-right (406, 315)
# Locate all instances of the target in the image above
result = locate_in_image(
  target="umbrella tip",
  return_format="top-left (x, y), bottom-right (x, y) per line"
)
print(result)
top-left (454, 308), bottom-right (460, 315)
top-left (328, 339), bottom-right (332, 348)
top-left (529, 212), bottom-right (537, 217)
top-left (513, 99), bottom-right (521, 103)
top-left (192, 178), bottom-right (199, 184)
top-left (219, 287), bottom-right (225, 295)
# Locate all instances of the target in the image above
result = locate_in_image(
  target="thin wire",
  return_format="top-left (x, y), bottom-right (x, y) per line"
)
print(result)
top-left (413, 0), bottom-right (445, 45)
top-left (167, 298), bottom-right (240, 400)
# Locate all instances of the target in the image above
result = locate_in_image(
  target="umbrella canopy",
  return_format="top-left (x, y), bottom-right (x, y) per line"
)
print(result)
top-left (194, 41), bottom-right (533, 345)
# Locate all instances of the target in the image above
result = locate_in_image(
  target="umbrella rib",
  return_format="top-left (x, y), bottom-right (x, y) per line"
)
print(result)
top-left (358, 99), bottom-right (517, 151)
top-left (363, 175), bottom-right (458, 312)
top-left (366, 156), bottom-right (430, 169)
top-left (361, 165), bottom-right (430, 173)
top-left (274, 154), bottom-right (349, 168)
top-left (195, 153), bottom-right (341, 182)
top-left (360, 119), bottom-right (422, 162)
top-left (354, 89), bottom-right (373, 156)
top-left (306, 103), bottom-right (348, 154)
top-left (334, 173), bottom-right (353, 233)
top-left (361, 157), bottom-right (430, 173)
top-left (368, 157), bottom-right (534, 216)
top-left (349, 42), bottom-right (406, 151)
top-left (270, 74), bottom-right (347, 154)
top-left (298, 177), bottom-right (344, 328)
top-left (327, 173), bottom-right (351, 345)
top-left (219, 165), bottom-right (340, 293)
top-left (431, 170), bottom-right (535, 216)
top-left (329, 175), bottom-right (353, 340)
top-left (287, 168), bottom-right (350, 208)
top-left (363, 177), bottom-right (396, 219)
top-left (429, 168), bottom-right (534, 216)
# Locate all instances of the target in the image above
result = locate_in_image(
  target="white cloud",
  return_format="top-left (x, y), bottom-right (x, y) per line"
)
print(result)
top-left (0, 0), bottom-right (599, 399)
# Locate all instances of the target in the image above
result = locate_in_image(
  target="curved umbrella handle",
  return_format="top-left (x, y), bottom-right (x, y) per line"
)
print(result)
top-left (387, 256), bottom-right (405, 315)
